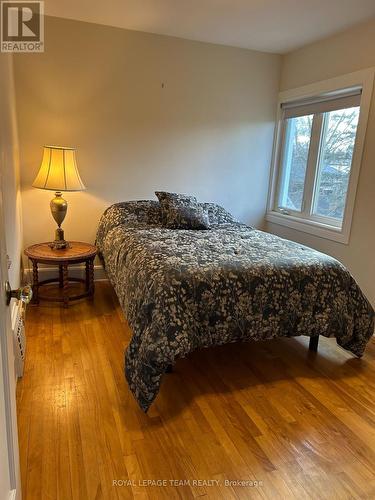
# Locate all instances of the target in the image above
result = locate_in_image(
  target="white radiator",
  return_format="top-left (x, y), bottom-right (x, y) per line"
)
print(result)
top-left (11, 301), bottom-right (26, 377)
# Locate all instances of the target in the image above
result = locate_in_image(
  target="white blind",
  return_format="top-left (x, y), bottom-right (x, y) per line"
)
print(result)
top-left (282, 87), bottom-right (362, 119)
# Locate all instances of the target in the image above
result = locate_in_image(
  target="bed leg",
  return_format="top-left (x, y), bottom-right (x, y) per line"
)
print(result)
top-left (166, 364), bottom-right (173, 373)
top-left (309, 335), bottom-right (319, 352)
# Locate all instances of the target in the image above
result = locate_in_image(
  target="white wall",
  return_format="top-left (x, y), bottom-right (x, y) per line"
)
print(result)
top-left (267, 17), bottom-right (375, 306)
top-left (13, 16), bottom-right (281, 265)
top-left (0, 54), bottom-right (22, 288)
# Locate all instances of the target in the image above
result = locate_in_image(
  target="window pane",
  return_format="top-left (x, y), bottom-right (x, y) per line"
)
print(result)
top-left (278, 115), bottom-right (313, 212)
top-left (313, 107), bottom-right (360, 221)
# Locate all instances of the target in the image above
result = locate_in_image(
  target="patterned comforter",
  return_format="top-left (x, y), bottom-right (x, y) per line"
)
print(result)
top-left (96, 201), bottom-right (374, 411)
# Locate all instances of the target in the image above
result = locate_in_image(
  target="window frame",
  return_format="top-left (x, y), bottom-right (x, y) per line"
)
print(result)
top-left (266, 68), bottom-right (374, 244)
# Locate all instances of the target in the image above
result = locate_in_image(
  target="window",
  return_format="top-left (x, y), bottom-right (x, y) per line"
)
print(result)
top-left (267, 69), bottom-right (374, 244)
top-left (278, 93), bottom-right (360, 225)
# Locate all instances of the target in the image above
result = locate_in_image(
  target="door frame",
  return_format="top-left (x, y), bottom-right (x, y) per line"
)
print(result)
top-left (0, 127), bottom-right (21, 500)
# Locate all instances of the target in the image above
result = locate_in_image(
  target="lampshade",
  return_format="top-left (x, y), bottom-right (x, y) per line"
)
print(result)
top-left (32, 146), bottom-right (86, 192)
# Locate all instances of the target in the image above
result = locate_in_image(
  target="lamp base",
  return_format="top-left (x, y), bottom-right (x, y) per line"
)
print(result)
top-left (49, 227), bottom-right (69, 250)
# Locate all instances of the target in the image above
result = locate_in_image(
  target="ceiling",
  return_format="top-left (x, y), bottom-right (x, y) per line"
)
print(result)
top-left (45, 0), bottom-right (375, 54)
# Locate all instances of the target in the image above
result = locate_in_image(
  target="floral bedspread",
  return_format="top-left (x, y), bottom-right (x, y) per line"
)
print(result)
top-left (96, 201), bottom-right (374, 411)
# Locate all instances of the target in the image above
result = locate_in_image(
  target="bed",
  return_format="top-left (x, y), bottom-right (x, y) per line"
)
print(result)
top-left (96, 200), bottom-right (374, 411)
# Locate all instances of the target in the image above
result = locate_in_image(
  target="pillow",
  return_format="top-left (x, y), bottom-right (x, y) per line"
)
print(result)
top-left (200, 202), bottom-right (238, 225)
top-left (155, 191), bottom-right (210, 230)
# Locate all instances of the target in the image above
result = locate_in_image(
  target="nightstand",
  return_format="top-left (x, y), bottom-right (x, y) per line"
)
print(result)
top-left (24, 241), bottom-right (97, 307)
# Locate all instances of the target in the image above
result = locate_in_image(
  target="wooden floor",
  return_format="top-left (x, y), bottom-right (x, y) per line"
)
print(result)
top-left (17, 282), bottom-right (375, 499)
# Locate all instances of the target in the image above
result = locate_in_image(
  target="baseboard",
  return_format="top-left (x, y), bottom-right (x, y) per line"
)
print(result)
top-left (23, 264), bottom-right (108, 283)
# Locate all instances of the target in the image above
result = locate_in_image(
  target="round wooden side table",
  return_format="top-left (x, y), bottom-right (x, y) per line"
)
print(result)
top-left (24, 241), bottom-right (97, 307)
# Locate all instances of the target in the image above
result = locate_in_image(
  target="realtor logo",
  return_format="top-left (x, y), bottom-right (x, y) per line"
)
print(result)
top-left (1, 1), bottom-right (44, 52)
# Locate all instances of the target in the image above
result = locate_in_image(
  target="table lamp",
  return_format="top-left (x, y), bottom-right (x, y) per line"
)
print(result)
top-left (32, 146), bottom-right (86, 249)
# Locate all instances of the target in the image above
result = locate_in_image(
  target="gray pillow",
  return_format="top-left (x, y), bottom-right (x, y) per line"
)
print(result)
top-left (200, 202), bottom-right (238, 225)
top-left (155, 191), bottom-right (210, 230)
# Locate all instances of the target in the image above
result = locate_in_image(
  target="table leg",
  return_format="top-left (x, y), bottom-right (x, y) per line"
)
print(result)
top-left (88, 258), bottom-right (95, 298)
top-left (85, 260), bottom-right (90, 292)
top-left (32, 261), bottom-right (39, 304)
top-left (62, 264), bottom-right (69, 308)
top-left (59, 265), bottom-right (63, 288)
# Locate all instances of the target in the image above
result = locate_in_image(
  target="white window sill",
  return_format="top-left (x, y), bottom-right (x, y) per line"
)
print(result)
top-left (266, 211), bottom-right (350, 244)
